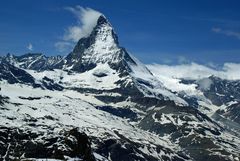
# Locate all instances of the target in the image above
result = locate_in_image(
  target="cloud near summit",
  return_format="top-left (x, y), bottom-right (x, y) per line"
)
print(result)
top-left (64, 6), bottom-right (102, 42)
top-left (55, 6), bottom-right (102, 53)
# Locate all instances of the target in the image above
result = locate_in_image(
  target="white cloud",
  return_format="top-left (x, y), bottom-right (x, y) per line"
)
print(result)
top-left (147, 62), bottom-right (240, 80)
top-left (54, 41), bottom-right (73, 53)
top-left (63, 6), bottom-right (102, 42)
top-left (212, 27), bottom-right (240, 40)
top-left (27, 43), bottom-right (33, 51)
top-left (146, 62), bottom-right (240, 95)
top-left (54, 6), bottom-right (102, 53)
top-left (197, 78), bottom-right (213, 91)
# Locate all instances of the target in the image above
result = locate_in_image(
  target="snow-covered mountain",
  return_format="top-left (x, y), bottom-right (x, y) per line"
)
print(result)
top-left (2, 53), bottom-right (63, 70)
top-left (0, 15), bottom-right (240, 161)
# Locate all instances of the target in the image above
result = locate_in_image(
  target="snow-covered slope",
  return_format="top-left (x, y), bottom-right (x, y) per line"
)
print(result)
top-left (0, 82), bottom-right (189, 161)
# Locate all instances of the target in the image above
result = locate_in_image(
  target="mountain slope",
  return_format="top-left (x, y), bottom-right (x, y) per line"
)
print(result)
top-left (0, 83), bottom-right (188, 161)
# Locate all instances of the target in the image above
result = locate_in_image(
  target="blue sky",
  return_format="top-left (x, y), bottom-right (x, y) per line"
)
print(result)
top-left (0, 0), bottom-right (240, 65)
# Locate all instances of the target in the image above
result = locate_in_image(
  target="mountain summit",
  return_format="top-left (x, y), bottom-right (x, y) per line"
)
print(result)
top-left (62, 15), bottom-right (127, 72)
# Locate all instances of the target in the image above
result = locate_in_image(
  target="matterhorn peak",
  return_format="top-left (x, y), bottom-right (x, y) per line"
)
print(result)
top-left (96, 15), bottom-right (110, 26)
top-left (91, 15), bottom-right (119, 46)
top-left (63, 15), bottom-right (124, 72)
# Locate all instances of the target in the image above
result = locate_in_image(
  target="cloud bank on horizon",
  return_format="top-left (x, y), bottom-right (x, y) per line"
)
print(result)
top-left (55, 6), bottom-right (102, 53)
top-left (147, 62), bottom-right (240, 80)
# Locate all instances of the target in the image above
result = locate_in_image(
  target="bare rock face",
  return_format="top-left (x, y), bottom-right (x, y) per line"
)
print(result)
top-left (197, 76), bottom-right (240, 106)
top-left (217, 102), bottom-right (240, 124)
top-left (0, 62), bottom-right (36, 85)
top-left (0, 127), bottom-right (95, 161)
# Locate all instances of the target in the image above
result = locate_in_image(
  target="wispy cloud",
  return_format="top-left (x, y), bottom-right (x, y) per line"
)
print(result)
top-left (55, 6), bottom-right (102, 53)
top-left (63, 6), bottom-right (102, 42)
top-left (27, 43), bottom-right (33, 51)
top-left (212, 27), bottom-right (240, 40)
top-left (54, 42), bottom-right (73, 53)
top-left (181, 16), bottom-right (240, 25)
top-left (182, 16), bottom-right (240, 28)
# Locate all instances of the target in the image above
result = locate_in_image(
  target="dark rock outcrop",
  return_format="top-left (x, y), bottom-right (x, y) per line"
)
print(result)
top-left (0, 127), bottom-right (95, 161)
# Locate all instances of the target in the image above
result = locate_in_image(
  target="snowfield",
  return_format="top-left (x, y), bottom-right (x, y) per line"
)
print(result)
top-left (0, 82), bottom-right (186, 161)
